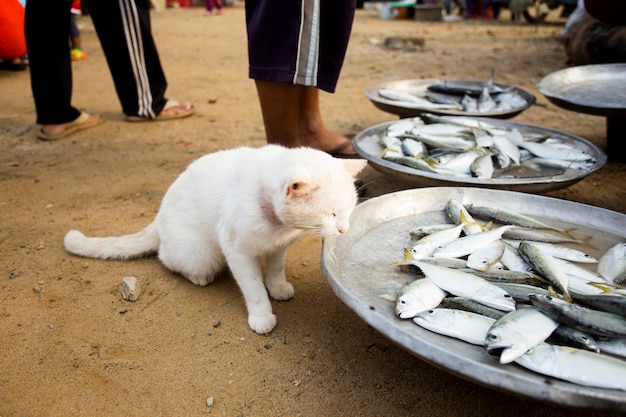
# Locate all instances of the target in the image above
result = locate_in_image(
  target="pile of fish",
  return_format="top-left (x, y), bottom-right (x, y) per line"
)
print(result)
top-left (378, 114), bottom-right (596, 179)
top-left (394, 198), bottom-right (626, 390)
top-left (378, 80), bottom-right (528, 114)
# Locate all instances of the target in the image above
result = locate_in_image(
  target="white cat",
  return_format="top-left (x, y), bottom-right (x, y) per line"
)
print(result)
top-left (64, 145), bottom-right (367, 334)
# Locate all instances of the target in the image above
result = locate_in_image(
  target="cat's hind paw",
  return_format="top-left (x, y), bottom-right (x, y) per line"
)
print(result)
top-left (248, 313), bottom-right (277, 335)
top-left (268, 282), bottom-right (294, 301)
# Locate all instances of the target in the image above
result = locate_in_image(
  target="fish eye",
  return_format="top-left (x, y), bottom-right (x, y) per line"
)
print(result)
top-left (546, 296), bottom-right (553, 301)
top-left (488, 334), bottom-right (498, 341)
top-left (400, 299), bottom-right (407, 305)
top-left (503, 294), bottom-right (511, 299)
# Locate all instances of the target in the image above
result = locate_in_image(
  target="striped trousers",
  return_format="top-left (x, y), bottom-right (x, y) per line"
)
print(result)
top-left (25, 0), bottom-right (167, 124)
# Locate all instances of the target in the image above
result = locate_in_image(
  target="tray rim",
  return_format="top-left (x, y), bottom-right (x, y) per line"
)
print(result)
top-left (365, 78), bottom-right (537, 119)
top-left (353, 116), bottom-right (607, 193)
top-left (321, 187), bottom-right (626, 411)
top-left (536, 63), bottom-right (626, 118)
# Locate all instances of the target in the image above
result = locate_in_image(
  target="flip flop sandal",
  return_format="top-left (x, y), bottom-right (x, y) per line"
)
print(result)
top-left (37, 112), bottom-right (104, 141)
top-left (125, 100), bottom-right (195, 122)
top-left (327, 139), bottom-right (359, 159)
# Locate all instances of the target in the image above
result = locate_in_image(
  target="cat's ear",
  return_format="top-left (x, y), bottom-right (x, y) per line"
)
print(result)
top-left (341, 159), bottom-right (368, 177)
top-left (285, 180), bottom-right (315, 197)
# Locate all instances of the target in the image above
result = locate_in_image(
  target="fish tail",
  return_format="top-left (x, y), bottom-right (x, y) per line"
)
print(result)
top-left (403, 247), bottom-right (413, 261)
top-left (577, 235), bottom-right (598, 250)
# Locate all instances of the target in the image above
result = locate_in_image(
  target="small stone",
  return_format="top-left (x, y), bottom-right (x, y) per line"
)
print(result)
top-left (264, 344), bottom-right (273, 350)
top-left (48, 323), bottom-right (55, 329)
top-left (33, 287), bottom-right (41, 294)
top-left (9, 270), bottom-right (19, 279)
top-left (121, 276), bottom-right (141, 301)
top-left (212, 320), bottom-right (221, 328)
top-left (82, 263), bottom-right (89, 269)
top-left (205, 397), bottom-right (214, 407)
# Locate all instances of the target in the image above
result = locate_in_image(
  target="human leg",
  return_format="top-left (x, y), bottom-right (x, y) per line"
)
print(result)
top-left (253, 80), bottom-right (302, 147)
top-left (86, 0), bottom-right (192, 119)
top-left (298, 87), bottom-right (354, 156)
top-left (247, 0), bottom-right (356, 155)
top-left (25, 0), bottom-right (81, 125)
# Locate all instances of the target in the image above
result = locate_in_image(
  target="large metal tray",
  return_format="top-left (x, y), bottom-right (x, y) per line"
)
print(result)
top-left (353, 117), bottom-right (607, 193)
top-left (536, 64), bottom-right (626, 118)
top-left (321, 187), bottom-right (626, 411)
top-left (365, 79), bottom-right (536, 119)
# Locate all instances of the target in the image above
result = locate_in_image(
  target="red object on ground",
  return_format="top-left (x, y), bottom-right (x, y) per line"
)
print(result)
top-left (0, 0), bottom-right (27, 60)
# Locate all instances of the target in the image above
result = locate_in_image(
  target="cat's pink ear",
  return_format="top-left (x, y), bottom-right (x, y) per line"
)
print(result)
top-left (342, 159), bottom-right (368, 177)
top-left (286, 181), bottom-right (312, 197)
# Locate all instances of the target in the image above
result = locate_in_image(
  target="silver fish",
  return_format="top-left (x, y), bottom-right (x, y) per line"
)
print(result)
top-left (597, 242), bottom-right (626, 285)
top-left (504, 239), bottom-right (597, 264)
top-left (433, 225), bottom-right (515, 259)
top-left (515, 343), bottom-right (626, 391)
top-left (500, 242), bottom-right (534, 273)
top-left (403, 132), bottom-right (476, 151)
top-left (529, 294), bottom-right (626, 337)
top-left (379, 88), bottom-right (460, 109)
top-left (441, 296), bottom-right (506, 319)
top-left (466, 240), bottom-right (505, 272)
top-left (570, 292), bottom-right (626, 318)
top-left (596, 336), bottom-right (626, 358)
top-left (465, 204), bottom-right (571, 233)
top-left (461, 94), bottom-right (477, 112)
top-left (415, 262), bottom-right (516, 312)
top-left (395, 278), bottom-right (447, 319)
top-left (409, 222), bottom-right (466, 260)
top-left (550, 325), bottom-right (600, 353)
top-left (409, 223), bottom-right (456, 239)
top-left (470, 153), bottom-right (494, 179)
top-left (518, 242), bottom-right (570, 298)
top-left (503, 227), bottom-right (589, 245)
top-left (445, 198), bottom-right (483, 235)
top-left (485, 306), bottom-right (559, 364)
top-left (401, 138), bottom-right (428, 159)
top-left (413, 308), bottom-right (496, 345)
top-left (477, 86), bottom-right (496, 113)
top-left (492, 282), bottom-right (551, 302)
top-left (492, 134), bottom-right (521, 165)
top-left (436, 151), bottom-right (482, 174)
top-left (517, 140), bottom-right (594, 162)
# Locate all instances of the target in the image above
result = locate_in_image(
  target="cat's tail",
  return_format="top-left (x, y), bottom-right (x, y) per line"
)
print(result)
top-left (64, 222), bottom-right (160, 260)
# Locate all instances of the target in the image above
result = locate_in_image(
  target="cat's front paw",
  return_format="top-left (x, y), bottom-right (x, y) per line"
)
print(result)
top-left (248, 313), bottom-right (277, 335)
top-left (268, 282), bottom-right (294, 301)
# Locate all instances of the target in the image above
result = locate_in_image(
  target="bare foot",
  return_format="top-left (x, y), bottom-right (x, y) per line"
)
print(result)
top-left (160, 101), bottom-right (194, 118)
top-left (299, 127), bottom-right (356, 156)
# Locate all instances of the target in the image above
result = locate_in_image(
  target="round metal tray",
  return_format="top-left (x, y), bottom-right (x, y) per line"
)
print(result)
top-left (353, 117), bottom-right (607, 193)
top-left (321, 187), bottom-right (626, 411)
top-left (536, 64), bottom-right (626, 118)
top-left (365, 79), bottom-right (536, 119)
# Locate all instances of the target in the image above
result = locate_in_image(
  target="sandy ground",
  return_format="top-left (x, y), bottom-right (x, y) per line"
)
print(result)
top-left (1, 3), bottom-right (625, 417)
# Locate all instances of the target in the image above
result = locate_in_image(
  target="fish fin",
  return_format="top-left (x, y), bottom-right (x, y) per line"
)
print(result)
top-left (577, 235), bottom-right (598, 251)
top-left (403, 247), bottom-right (414, 261)
top-left (588, 282), bottom-right (624, 293)
top-left (378, 293), bottom-right (396, 302)
top-left (547, 286), bottom-right (560, 297)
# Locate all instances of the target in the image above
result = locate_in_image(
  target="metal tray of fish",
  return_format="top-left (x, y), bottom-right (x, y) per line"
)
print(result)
top-left (321, 187), bottom-right (626, 411)
top-left (365, 79), bottom-right (536, 119)
top-left (353, 116), bottom-right (607, 193)
top-left (536, 64), bottom-right (626, 118)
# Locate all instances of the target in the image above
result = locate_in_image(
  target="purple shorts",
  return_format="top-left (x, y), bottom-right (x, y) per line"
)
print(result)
top-left (245, 0), bottom-right (356, 93)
